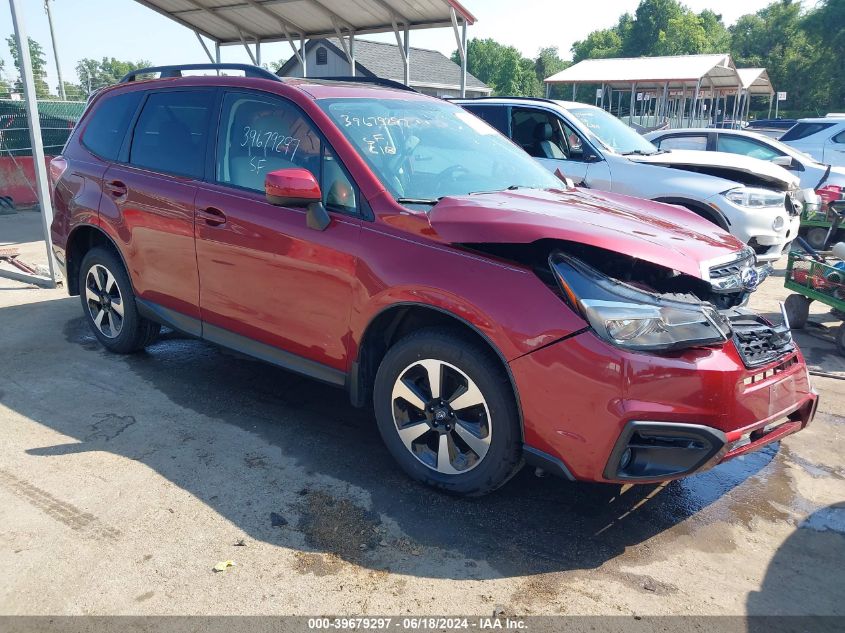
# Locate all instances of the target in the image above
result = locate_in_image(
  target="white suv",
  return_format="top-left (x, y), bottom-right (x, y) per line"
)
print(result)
top-left (779, 117), bottom-right (845, 167)
top-left (455, 98), bottom-right (804, 262)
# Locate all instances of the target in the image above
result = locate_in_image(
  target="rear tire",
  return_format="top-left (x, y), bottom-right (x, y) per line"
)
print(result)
top-left (78, 247), bottom-right (160, 354)
top-left (373, 327), bottom-right (522, 496)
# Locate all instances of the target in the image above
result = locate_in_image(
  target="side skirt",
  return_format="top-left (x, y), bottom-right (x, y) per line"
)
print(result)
top-left (136, 298), bottom-right (346, 388)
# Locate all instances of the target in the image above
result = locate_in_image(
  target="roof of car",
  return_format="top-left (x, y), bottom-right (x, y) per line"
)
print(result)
top-left (794, 117), bottom-right (845, 124)
top-left (105, 73), bottom-right (433, 101)
top-left (647, 127), bottom-right (771, 140)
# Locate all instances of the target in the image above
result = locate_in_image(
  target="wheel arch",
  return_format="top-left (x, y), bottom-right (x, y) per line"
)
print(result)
top-left (653, 196), bottom-right (731, 231)
top-left (350, 302), bottom-right (524, 439)
top-left (65, 224), bottom-right (129, 296)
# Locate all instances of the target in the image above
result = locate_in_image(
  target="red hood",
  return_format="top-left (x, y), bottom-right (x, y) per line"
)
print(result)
top-left (428, 188), bottom-right (745, 279)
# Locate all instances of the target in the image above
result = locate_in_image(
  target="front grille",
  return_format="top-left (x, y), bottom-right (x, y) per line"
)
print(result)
top-left (731, 315), bottom-right (794, 367)
top-left (709, 250), bottom-right (755, 280)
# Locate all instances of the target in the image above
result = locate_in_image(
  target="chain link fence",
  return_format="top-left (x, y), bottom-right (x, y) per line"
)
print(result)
top-left (0, 99), bottom-right (84, 157)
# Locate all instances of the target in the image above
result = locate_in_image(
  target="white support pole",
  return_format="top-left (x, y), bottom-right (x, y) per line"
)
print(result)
top-left (403, 24), bottom-right (410, 86)
top-left (450, 8), bottom-right (467, 98)
top-left (44, 0), bottom-right (65, 100)
top-left (689, 79), bottom-right (700, 127)
top-left (6, 0), bottom-right (56, 287)
top-left (215, 42), bottom-right (221, 63)
top-left (661, 81), bottom-right (669, 122)
top-left (629, 82), bottom-right (636, 125)
top-left (349, 32), bottom-right (355, 77)
top-left (392, 18), bottom-right (410, 86)
top-left (301, 35), bottom-right (307, 77)
top-left (572, 84), bottom-right (576, 101)
top-left (196, 32), bottom-right (215, 63)
top-left (768, 94), bottom-right (773, 119)
top-left (256, 40), bottom-right (261, 66)
top-left (238, 29), bottom-right (257, 65)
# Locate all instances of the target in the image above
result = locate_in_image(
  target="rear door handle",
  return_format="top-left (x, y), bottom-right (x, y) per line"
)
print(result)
top-left (105, 179), bottom-right (127, 198)
top-left (196, 206), bottom-right (227, 227)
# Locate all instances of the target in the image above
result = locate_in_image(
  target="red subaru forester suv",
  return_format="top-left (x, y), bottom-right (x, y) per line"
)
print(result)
top-left (50, 64), bottom-right (817, 496)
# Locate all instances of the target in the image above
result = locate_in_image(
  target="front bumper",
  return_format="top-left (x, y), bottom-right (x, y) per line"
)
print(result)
top-left (511, 330), bottom-right (817, 484)
top-left (709, 196), bottom-right (801, 262)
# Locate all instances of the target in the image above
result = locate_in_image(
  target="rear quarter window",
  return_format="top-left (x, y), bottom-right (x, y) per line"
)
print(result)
top-left (81, 91), bottom-right (143, 160)
top-left (780, 122), bottom-right (835, 142)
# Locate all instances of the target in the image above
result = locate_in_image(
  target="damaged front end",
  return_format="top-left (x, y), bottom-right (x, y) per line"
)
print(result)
top-left (544, 243), bottom-right (790, 362)
top-left (468, 240), bottom-right (787, 363)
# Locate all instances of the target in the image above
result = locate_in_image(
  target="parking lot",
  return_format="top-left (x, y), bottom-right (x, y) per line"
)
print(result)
top-left (1, 210), bottom-right (844, 616)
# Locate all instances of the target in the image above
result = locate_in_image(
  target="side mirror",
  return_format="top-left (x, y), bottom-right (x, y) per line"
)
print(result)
top-left (771, 155), bottom-right (793, 168)
top-left (265, 168), bottom-right (330, 231)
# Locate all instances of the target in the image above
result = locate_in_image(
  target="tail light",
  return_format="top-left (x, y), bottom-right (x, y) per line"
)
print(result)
top-left (48, 155), bottom-right (67, 192)
top-left (816, 184), bottom-right (843, 210)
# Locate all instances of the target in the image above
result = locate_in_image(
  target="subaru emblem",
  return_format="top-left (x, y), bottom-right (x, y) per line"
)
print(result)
top-left (741, 266), bottom-right (760, 290)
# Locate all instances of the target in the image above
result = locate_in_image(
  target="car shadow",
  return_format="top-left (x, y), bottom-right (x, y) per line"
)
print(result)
top-left (746, 503), bottom-right (845, 622)
top-left (5, 298), bottom-right (778, 580)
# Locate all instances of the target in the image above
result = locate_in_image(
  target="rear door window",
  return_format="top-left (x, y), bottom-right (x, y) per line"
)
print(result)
top-left (129, 90), bottom-right (215, 179)
top-left (654, 135), bottom-right (708, 151)
top-left (780, 122), bottom-right (835, 142)
top-left (81, 91), bottom-right (142, 160)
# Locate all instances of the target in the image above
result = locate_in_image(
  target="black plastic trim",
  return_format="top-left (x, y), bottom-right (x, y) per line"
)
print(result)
top-left (135, 298), bottom-right (346, 388)
top-left (203, 323), bottom-right (346, 387)
top-left (136, 298), bottom-right (202, 338)
top-left (523, 445), bottom-right (575, 481)
top-left (603, 421), bottom-right (728, 481)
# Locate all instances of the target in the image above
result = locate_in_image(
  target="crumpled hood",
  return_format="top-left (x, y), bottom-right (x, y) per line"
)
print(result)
top-left (428, 188), bottom-right (746, 279)
top-left (630, 149), bottom-right (800, 190)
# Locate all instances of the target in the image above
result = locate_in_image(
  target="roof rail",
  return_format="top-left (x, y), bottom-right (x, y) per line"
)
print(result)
top-left (119, 63), bottom-right (281, 83)
top-left (315, 76), bottom-right (417, 92)
top-left (447, 95), bottom-right (560, 105)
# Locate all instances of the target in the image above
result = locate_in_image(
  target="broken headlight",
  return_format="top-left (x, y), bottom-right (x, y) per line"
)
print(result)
top-left (551, 253), bottom-right (732, 352)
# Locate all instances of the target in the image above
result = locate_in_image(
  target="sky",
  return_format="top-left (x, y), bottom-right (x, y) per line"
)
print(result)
top-left (0, 0), bottom-right (820, 95)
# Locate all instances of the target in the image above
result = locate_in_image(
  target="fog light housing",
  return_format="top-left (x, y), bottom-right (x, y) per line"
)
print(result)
top-left (619, 448), bottom-right (633, 470)
top-left (773, 216), bottom-right (785, 231)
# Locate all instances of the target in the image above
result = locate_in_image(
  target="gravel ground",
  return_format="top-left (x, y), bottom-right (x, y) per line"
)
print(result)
top-left (1, 210), bottom-right (843, 617)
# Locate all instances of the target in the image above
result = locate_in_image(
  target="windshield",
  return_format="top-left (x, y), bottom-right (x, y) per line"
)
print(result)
top-left (318, 98), bottom-right (561, 203)
top-left (568, 106), bottom-right (658, 155)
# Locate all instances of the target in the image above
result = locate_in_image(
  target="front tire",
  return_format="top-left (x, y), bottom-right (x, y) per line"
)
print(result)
top-left (79, 247), bottom-right (160, 354)
top-left (373, 328), bottom-right (522, 496)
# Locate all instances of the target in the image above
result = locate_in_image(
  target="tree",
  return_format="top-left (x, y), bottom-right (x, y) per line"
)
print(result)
top-left (730, 1), bottom-right (818, 115)
top-left (75, 57), bottom-right (152, 97)
top-left (6, 35), bottom-right (50, 98)
top-left (572, 28), bottom-right (623, 62)
top-left (802, 0), bottom-right (845, 111)
top-left (451, 38), bottom-right (540, 96)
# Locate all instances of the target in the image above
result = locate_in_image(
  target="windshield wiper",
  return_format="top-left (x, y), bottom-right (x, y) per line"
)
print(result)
top-left (396, 197), bottom-right (439, 205)
top-left (622, 149), bottom-right (666, 156)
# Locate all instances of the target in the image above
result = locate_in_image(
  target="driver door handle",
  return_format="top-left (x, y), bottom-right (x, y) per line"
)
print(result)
top-left (196, 206), bottom-right (227, 227)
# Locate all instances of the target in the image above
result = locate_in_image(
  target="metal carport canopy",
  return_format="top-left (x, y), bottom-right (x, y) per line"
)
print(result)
top-left (133, 0), bottom-right (476, 96)
top-left (738, 68), bottom-right (775, 96)
top-left (544, 53), bottom-right (741, 91)
top-left (135, 0), bottom-right (476, 43)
